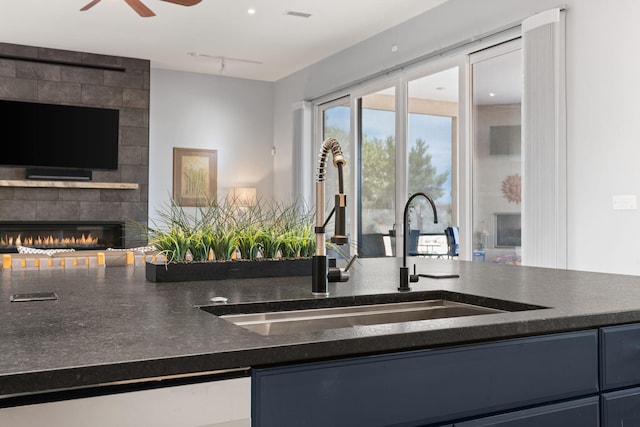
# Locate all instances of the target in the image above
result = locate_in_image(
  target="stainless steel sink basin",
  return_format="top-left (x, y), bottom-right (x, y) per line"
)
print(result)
top-left (219, 299), bottom-right (504, 335)
top-left (200, 290), bottom-right (546, 336)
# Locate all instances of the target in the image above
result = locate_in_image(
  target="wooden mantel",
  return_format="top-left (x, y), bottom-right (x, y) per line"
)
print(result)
top-left (0, 180), bottom-right (139, 190)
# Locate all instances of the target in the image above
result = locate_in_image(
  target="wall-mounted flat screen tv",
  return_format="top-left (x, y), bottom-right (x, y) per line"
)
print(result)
top-left (0, 99), bottom-right (119, 170)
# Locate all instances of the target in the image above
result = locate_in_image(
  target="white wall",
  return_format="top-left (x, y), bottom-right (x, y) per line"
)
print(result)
top-left (565, 0), bottom-right (640, 274)
top-left (273, 0), bottom-right (640, 275)
top-left (149, 69), bottom-right (274, 224)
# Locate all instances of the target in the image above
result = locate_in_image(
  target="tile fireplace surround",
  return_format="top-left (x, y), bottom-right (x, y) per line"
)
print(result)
top-left (0, 42), bottom-right (150, 247)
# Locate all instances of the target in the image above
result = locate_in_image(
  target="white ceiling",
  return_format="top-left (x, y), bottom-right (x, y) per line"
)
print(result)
top-left (0, 0), bottom-right (448, 81)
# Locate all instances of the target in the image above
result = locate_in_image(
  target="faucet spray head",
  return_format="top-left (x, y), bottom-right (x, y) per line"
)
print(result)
top-left (313, 138), bottom-right (349, 296)
top-left (319, 138), bottom-right (348, 246)
top-left (330, 191), bottom-right (348, 245)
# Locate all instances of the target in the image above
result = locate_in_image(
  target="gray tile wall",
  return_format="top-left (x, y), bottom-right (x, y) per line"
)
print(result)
top-left (0, 43), bottom-right (150, 247)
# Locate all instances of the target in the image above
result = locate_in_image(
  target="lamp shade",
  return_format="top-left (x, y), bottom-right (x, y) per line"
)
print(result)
top-left (230, 187), bottom-right (257, 207)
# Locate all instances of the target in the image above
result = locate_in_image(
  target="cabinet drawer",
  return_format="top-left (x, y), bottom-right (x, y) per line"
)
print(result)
top-left (600, 324), bottom-right (640, 390)
top-left (455, 397), bottom-right (599, 426)
top-left (253, 331), bottom-right (598, 427)
top-left (601, 386), bottom-right (640, 426)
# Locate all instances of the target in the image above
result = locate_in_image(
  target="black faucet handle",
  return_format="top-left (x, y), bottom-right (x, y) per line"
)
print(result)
top-left (398, 267), bottom-right (411, 292)
top-left (327, 255), bottom-right (357, 283)
top-left (410, 264), bottom-right (419, 283)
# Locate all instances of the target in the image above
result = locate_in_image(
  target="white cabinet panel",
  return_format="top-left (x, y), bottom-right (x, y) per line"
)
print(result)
top-left (0, 377), bottom-right (250, 427)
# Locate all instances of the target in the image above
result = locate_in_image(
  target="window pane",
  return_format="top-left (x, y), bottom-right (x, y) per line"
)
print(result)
top-left (407, 67), bottom-right (458, 259)
top-left (472, 48), bottom-right (522, 265)
top-left (359, 88), bottom-right (395, 257)
top-left (323, 103), bottom-right (351, 201)
top-left (408, 113), bottom-right (453, 231)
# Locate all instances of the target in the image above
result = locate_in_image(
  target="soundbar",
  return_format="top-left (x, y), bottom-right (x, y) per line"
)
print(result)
top-left (26, 168), bottom-right (92, 181)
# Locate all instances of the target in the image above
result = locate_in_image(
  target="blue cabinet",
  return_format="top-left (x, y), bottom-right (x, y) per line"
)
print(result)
top-left (252, 331), bottom-right (598, 427)
top-left (600, 323), bottom-right (640, 426)
top-left (251, 321), bottom-right (640, 426)
top-left (600, 323), bottom-right (640, 390)
top-left (601, 387), bottom-right (640, 426)
top-left (455, 397), bottom-right (599, 426)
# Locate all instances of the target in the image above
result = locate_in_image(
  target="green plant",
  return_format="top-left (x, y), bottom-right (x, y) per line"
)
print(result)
top-left (235, 224), bottom-right (262, 260)
top-left (198, 198), bottom-right (237, 261)
top-left (188, 226), bottom-right (212, 261)
top-left (298, 226), bottom-right (316, 258)
top-left (146, 196), bottom-right (316, 263)
top-left (257, 198), bottom-right (314, 259)
top-left (210, 228), bottom-right (235, 261)
top-left (258, 228), bottom-right (281, 259)
top-left (150, 226), bottom-right (192, 262)
top-left (145, 200), bottom-right (193, 262)
top-left (278, 230), bottom-right (301, 259)
top-left (233, 201), bottom-right (265, 260)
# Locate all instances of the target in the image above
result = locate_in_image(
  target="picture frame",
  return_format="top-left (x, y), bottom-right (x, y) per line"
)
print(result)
top-left (495, 213), bottom-right (521, 247)
top-left (172, 148), bottom-right (217, 206)
top-left (490, 125), bottom-right (521, 155)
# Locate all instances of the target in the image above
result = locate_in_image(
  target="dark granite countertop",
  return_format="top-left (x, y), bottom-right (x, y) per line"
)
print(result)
top-left (2, 257), bottom-right (640, 398)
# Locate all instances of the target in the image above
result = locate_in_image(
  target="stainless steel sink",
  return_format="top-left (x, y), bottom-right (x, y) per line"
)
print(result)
top-left (200, 290), bottom-right (546, 336)
top-left (218, 299), bottom-right (505, 336)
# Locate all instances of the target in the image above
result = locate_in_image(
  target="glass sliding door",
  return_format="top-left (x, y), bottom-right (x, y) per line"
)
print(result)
top-left (313, 61), bottom-right (466, 260)
top-left (406, 67), bottom-right (459, 256)
top-left (309, 38), bottom-right (526, 264)
top-left (353, 66), bottom-right (460, 258)
top-left (358, 87), bottom-right (396, 257)
top-left (471, 41), bottom-right (522, 265)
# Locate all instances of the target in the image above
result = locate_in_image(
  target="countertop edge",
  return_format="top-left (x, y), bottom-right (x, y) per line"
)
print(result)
top-left (2, 310), bottom-right (638, 398)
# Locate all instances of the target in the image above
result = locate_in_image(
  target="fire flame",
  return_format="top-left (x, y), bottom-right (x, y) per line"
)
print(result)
top-left (0, 234), bottom-right (98, 248)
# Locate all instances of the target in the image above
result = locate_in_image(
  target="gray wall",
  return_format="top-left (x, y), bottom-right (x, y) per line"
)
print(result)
top-left (0, 42), bottom-right (149, 247)
top-left (149, 68), bottom-right (274, 226)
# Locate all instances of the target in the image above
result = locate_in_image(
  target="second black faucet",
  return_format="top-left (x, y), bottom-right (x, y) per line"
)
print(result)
top-left (399, 192), bottom-right (438, 292)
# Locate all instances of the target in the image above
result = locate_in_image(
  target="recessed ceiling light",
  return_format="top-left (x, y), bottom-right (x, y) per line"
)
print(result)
top-left (248, 8), bottom-right (256, 15)
top-left (489, 92), bottom-right (496, 97)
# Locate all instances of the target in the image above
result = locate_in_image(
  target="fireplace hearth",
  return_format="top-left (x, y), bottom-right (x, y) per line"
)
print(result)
top-left (0, 222), bottom-right (124, 253)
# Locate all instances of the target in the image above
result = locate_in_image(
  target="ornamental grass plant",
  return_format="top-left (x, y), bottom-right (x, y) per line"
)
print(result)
top-left (146, 196), bottom-right (315, 263)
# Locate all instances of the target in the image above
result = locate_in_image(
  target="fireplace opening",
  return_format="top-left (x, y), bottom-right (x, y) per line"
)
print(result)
top-left (0, 222), bottom-right (124, 253)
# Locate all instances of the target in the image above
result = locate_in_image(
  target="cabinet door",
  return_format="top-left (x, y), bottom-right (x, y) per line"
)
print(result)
top-left (253, 331), bottom-right (598, 427)
top-left (600, 323), bottom-right (640, 390)
top-left (454, 397), bottom-right (599, 427)
top-left (601, 387), bottom-right (640, 427)
top-left (0, 377), bottom-right (251, 427)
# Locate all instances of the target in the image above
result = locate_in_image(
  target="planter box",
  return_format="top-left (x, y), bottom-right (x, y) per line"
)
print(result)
top-left (145, 258), bottom-right (312, 283)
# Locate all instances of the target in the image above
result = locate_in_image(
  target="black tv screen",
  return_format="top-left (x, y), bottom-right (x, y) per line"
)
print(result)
top-left (0, 100), bottom-right (119, 170)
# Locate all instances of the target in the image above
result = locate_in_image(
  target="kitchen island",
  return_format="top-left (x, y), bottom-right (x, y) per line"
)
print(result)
top-left (2, 258), bottom-right (640, 425)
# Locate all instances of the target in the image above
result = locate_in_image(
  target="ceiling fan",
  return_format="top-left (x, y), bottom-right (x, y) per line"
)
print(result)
top-left (81, 0), bottom-right (202, 18)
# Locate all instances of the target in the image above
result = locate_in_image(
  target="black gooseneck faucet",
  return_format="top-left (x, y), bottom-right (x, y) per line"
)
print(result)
top-left (399, 192), bottom-right (438, 292)
top-left (312, 138), bottom-right (350, 296)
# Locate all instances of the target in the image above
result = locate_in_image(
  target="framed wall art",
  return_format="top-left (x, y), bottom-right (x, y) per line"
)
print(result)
top-left (173, 148), bottom-right (217, 206)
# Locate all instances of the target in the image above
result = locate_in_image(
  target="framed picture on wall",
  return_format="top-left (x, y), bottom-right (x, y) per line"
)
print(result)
top-left (173, 148), bottom-right (217, 207)
top-left (490, 125), bottom-right (521, 155)
top-left (495, 213), bottom-right (521, 247)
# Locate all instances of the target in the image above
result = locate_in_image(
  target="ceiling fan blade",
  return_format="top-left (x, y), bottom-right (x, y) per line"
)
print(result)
top-left (160, 0), bottom-right (202, 6)
top-left (80, 0), bottom-right (103, 11)
top-left (123, 0), bottom-right (156, 17)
